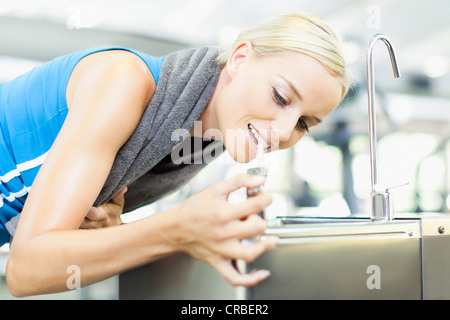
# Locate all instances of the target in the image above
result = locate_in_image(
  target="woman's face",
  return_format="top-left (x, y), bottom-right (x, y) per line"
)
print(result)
top-left (208, 42), bottom-right (343, 163)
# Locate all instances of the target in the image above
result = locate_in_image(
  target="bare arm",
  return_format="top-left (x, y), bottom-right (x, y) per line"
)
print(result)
top-left (6, 51), bottom-right (162, 296)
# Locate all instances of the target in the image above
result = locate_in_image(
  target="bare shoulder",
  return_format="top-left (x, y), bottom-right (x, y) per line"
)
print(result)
top-left (66, 49), bottom-right (155, 114)
top-left (65, 49), bottom-right (156, 150)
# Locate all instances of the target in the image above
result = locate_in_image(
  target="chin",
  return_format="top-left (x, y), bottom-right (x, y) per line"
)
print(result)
top-left (222, 133), bottom-right (256, 163)
top-left (223, 141), bottom-right (252, 163)
top-left (226, 150), bottom-right (251, 163)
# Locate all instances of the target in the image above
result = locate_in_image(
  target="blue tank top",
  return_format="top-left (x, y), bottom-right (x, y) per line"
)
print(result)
top-left (0, 47), bottom-right (164, 245)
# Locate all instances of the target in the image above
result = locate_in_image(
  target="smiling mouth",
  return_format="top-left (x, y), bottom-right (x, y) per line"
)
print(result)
top-left (248, 124), bottom-right (269, 150)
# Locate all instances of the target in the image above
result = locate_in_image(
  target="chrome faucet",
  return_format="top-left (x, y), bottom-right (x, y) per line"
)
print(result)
top-left (366, 33), bottom-right (401, 222)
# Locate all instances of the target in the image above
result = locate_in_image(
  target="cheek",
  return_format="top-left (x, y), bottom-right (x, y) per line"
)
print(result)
top-left (222, 76), bottom-right (268, 118)
top-left (278, 130), bottom-right (305, 151)
top-left (216, 83), bottom-right (245, 121)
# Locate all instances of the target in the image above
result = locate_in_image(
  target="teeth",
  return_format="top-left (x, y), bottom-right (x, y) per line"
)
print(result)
top-left (249, 124), bottom-right (269, 149)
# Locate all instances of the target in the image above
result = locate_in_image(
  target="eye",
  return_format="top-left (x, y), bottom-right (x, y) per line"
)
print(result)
top-left (272, 87), bottom-right (288, 106)
top-left (296, 118), bottom-right (309, 132)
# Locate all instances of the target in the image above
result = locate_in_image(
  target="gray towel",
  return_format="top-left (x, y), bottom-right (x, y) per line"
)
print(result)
top-left (94, 46), bottom-right (223, 209)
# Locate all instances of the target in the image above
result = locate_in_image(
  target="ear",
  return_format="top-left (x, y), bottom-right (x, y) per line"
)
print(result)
top-left (226, 41), bottom-right (253, 78)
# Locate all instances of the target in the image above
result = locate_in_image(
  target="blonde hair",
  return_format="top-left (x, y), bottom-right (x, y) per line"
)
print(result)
top-left (216, 12), bottom-right (349, 100)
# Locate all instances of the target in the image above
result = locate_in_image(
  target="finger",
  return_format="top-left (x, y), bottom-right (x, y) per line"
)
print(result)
top-left (235, 235), bottom-right (279, 262)
top-left (79, 218), bottom-right (103, 229)
top-left (227, 193), bottom-right (273, 220)
top-left (110, 186), bottom-right (128, 205)
top-left (85, 206), bottom-right (107, 221)
top-left (215, 174), bottom-right (266, 198)
top-left (114, 186), bottom-right (128, 198)
top-left (215, 259), bottom-right (271, 287)
top-left (221, 214), bottom-right (267, 240)
top-left (216, 235), bottom-right (278, 263)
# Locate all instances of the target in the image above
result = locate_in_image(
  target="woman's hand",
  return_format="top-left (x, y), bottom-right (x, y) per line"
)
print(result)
top-left (171, 173), bottom-right (278, 287)
top-left (80, 186), bottom-right (128, 229)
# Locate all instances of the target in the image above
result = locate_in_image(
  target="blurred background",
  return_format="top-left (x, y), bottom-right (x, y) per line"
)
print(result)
top-left (0, 0), bottom-right (449, 299)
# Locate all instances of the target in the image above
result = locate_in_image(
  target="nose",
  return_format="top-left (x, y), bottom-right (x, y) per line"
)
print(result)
top-left (271, 112), bottom-right (299, 143)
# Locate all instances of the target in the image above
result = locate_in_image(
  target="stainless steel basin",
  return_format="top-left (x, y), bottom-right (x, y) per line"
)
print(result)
top-left (246, 217), bottom-right (421, 300)
top-left (119, 214), bottom-right (450, 300)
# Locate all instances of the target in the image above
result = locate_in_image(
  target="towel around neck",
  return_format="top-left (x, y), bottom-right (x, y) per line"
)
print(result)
top-left (94, 47), bottom-right (224, 210)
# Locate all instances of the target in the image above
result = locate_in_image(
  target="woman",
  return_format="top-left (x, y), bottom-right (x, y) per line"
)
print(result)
top-left (2, 11), bottom-right (349, 297)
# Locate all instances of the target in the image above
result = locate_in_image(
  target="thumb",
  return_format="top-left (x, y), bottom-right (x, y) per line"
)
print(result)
top-left (85, 206), bottom-right (107, 221)
top-left (111, 186), bottom-right (127, 205)
top-left (113, 186), bottom-right (128, 199)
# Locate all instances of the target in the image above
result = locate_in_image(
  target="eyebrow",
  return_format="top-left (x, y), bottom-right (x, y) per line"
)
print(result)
top-left (278, 74), bottom-right (303, 102)
top-left (278, 75), bottom-right (323, 125)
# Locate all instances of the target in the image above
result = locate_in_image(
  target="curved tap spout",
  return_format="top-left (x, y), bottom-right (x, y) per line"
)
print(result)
top-left (367, 33), bottom-right (401, 192)
top-left (366, 33), bottom-right (401, 221)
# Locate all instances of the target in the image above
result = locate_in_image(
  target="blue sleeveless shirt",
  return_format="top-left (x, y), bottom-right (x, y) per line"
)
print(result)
top-left (0, 48), bottom-right (164, 245)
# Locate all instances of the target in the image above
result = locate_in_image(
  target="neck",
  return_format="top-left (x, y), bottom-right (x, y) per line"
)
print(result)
top-left (190, 67), bottom-right (228, 140)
